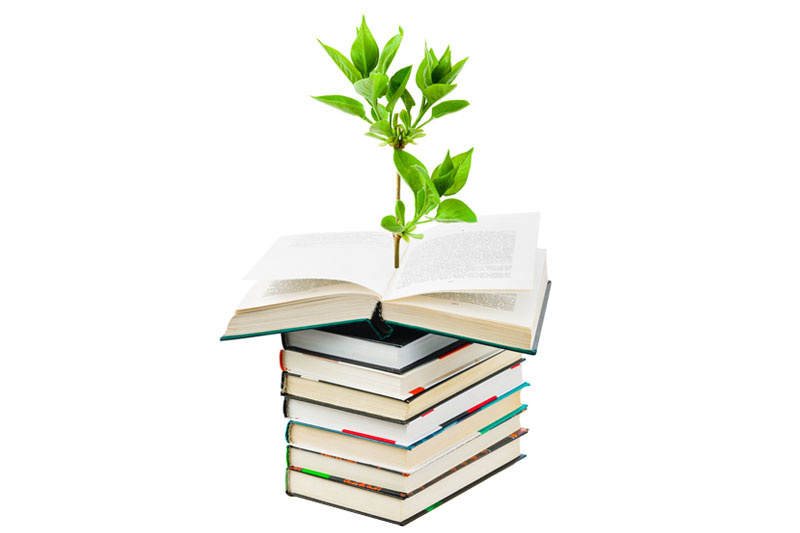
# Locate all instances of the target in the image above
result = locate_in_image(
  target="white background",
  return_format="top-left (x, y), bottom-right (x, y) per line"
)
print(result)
top-left (2, 1), bottom-right (799, 531)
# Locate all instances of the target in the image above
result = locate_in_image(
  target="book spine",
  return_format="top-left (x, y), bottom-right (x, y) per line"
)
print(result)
top-left (282, 397), bottom-right (289, 419)
top-left (368, 302), bottom-right (394, 339)
top-left (279, 349), bottom-right (286, 372)
top-left (285, 422), bottom-right (293, 444)
top-left (280, 371), bottom-right (287, 393)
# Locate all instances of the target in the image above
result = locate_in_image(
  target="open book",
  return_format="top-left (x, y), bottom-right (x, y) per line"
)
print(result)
top-left (221, 213), bottom-right (549, 353)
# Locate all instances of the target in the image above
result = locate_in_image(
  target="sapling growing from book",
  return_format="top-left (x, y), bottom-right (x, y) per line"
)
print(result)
top-left (313, 16), bottom-right (477, 268)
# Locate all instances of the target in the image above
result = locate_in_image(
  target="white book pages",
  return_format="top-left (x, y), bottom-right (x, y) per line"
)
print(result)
top-left (385, 213), bottom-right (540, 300)
top-left (242, 213), bottom-right (540, 300)
top-left (237, 279), bottom-right (376, 311)
top-left (244, 232), bottom-right (396, 296)
top-left (387, 249), bottom-right (548, 328)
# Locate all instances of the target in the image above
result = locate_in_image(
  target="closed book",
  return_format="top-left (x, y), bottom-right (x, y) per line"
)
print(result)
top-left (281, 349), bottom-right (523, 422)
top-left (279, 342), bottom-right (501, 399)
top-left (282, 322), bottom-right (465, 372)
top-left (286, 395), bottom-right (527, 472)
top-left (288, 420), bottom-right (527, 493)
top-left (284, 366), bottom-right (526, 447)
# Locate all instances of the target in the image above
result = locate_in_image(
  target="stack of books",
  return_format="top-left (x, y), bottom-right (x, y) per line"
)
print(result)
top-left (222, 213), bottom-right (550, 525)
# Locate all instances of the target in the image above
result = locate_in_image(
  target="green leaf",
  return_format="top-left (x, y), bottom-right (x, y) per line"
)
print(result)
top-left (441, 150), bottom-right (455, 175)
top-left (425, 46), bottom-right (438, 79)
top-left (431, 46), bottom-right (451, 83)
top-left (399, 109), bottom-right (411, 128)
top-left (317, 40), bottom-right (362, 85)
top-left (311, 95), bottom-right (366, 120)
top-left (419, 168), bottom-right (441, 215)
top-left (351, 16), bottom-right (379, 77)
top-left (386, 66), bottom-right (412, 113)
top-left (415, 44), bottom-right (436, 90)
top-left (412, 166), bottom-right (433, 207)
top-left (401, 89), bottom-right (415, 111)
top-left (364, 132), bottom-right (388, 142)
top-left (370, 119), bottom-right (393, 138)
top-left (414, 189), bottom-right (426, 218)
top-left (415, 54), bottom-right (428, 90)
top-left (393, 150), bottom-right (428, 193)
top-left (440, 57), bottom-right (468, 85)
top-left (381, 215), bottom-right (404, 233)
top-left (445, 148), bottom-right (473, 195)
top-left (431, 150), bottom-right (453, 181)
top-left (378, 27), bottom-right (404, 74)
top-left (431, 151), bottom-right (455, 196)
top-left (422, 84), bottom-right (456, 105)
top-left (432, 100), bottom-right (470, 119)
top-left (432, 169), bottom-right (454, 196)
top-left (434, 198), bottom-right (477, 223)
top-left (395, 200), bottom-right (405, 225)
top-left (354, 73), bottom-right (389, 106)
top-left (395, 153), bottom-right (440, 216)
top-left (375, 104), bottom-right (387, 120)
top-left (407, 232), bottom-right (424, 239)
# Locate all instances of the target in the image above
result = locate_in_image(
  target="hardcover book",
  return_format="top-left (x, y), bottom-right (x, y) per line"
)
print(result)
top-left (288, 424), bottom-right (528, 493)
top-left (284, 366), bottom-right (526, 447)
top-left (281, 349), bottom-right (523, 422)
top-left (279, 342), bottom-right (502, 399)
top-left (287, 395), bottom-right (527, 472)
top-left (282, 322), bottom-right (464, 371)
top-left (286, 429), bottom-right (526, 525)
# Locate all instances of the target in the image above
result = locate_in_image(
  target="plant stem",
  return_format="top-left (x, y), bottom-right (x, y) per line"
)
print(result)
top-left (393, 173), bottom-right (401, 269)
top-left (396, 169), bottom-right (401, 200)
top-left (412, 101), bottom-right (429, 128)
top-left (393, 149), bottom-right (403, 269)
top-left (418, 116), bottom-right (434, 128)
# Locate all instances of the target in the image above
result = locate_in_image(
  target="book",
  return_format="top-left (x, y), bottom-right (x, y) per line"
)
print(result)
top-left (279, 342), bottom-right (502, 400)
top-left (288, 422), bottom-right (528, 493)
top-left (286, 393), bottom-right (527, 472)
top-left (282, 322), bottom-right (463, 371)
top-left (284, 366), bottom-right (525, 447)
top-left (281, 349), bottom-right (523, 422)
top-left (221, 213), bottom-right (549, 353)
top-left (286, 429), bottom-right (525, 525)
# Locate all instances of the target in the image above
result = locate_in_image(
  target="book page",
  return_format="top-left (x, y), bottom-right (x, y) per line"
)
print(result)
top-left (386, 249), bottom-right (547, 327)
top-left (384, 213), bottom-right (539, 300)
top-left (237, 279), bottom-right (378, 311)
top-left (244, 232), bottom-right (397, 296)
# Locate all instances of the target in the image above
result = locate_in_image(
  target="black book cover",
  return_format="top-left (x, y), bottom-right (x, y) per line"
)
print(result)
top-left (292, 320), bottom-right (432, 347)
top-left (281, 331), bottom-right (469, 375)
